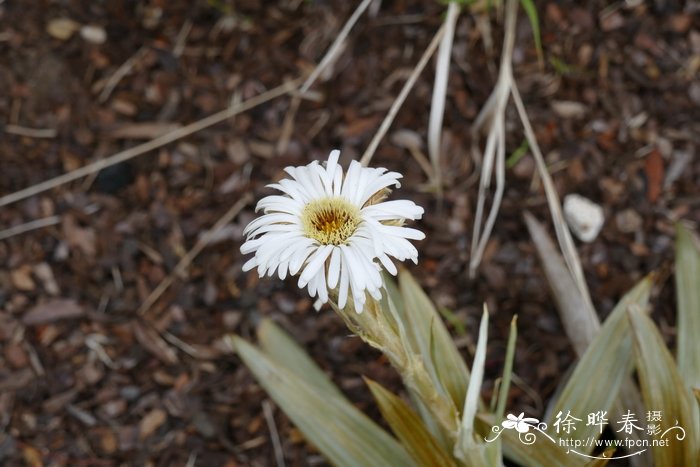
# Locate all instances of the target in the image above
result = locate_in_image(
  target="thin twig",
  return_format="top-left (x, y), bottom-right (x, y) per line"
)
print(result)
top-left (262, 400), bottom-right (286, 467)
top-left (0, 216), bottom-right (61, 241)
top-left (277, 0), bottom-right (373, 154)
top-left (4, 125), bottom-right (57, 138)
top-left (299, 0), bottom-right (373, 94)
top-left (360, 22), bottom-right (447, 167)
top-left (137, 194), bottom-right (252, 315)
top-left (98, 47), bottom-right (149, 103)
top-left (0, 79), bottom-right (301, 208)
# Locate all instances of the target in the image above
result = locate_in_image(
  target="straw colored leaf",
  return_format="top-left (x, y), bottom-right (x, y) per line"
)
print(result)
top-left (366, 379), bottom-right (457, 467)
top-left (547, 277), bottom-right (652, 450)
top-left (628, 306), bottom-right (700, 467)
top-left (398, 269), bottom-right (470, 410)
top-left (231, 336), bottom-right (415, 467)
top-left (524, 211), bottom-right (599, 356)
top-left (675, 223), bottom-right (700, 389)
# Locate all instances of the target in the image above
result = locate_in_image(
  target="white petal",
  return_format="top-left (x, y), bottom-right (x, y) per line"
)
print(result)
top-left (298, 245), bottom-right (333, 288)
top-left (327, 247), bottom-right (341, 289)
top-left (337, 257), bottom-right (350, 310)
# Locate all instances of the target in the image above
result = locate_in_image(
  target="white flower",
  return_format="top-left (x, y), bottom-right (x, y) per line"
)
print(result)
top-left (240, 150), bottom-right (425, 313)
top-left (502, 413), bottom-right (540, 433)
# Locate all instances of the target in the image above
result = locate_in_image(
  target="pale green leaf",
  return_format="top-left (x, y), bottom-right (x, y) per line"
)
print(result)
top-left (398, 269), bottom-right (471, 410)
top-left (495, 315), bottom-right (518, 421)
top-left (460, 308), bottom-right (489, 442)
top-left (366, 379), bottom-right (458, 467)
top-left (232, 336), bottom-right (415, 467)
top-left (256, 319), bottom-right (343, 400)
top-left (675, 223), bottom-right (700, 389)
top-left (629, 306), bottom-right (700, 467)
top-left (547, 277), bottom-right (652, 451)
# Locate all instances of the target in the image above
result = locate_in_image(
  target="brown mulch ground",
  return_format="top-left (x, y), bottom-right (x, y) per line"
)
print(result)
top-left (1, 1), bottom-right (698, 465)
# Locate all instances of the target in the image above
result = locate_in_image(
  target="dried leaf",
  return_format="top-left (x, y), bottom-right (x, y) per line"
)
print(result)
top-left (629, 306), bottom-right (700, 466)
top-left (645, 148), bottom-right (664, 202)
top-left (23, 298), bottom-right (85, 325)
top-left (107, 122), bottom-right (182, 139)
top-left (132, 321), bottom-right (178, 365)
top-left (524, 212), bottom-right (599, 356)
top-left (139, 408), bottom-right (167, 440)
top-left (366, 379), bottom-right (457, 467)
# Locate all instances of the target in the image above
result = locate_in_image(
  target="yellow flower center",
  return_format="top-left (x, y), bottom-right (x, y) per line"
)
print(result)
top-left (301, 197), bottom-right (361, 245)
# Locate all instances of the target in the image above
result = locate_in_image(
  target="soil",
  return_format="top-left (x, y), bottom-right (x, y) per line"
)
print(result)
top-left (0, 1), bottom-right (698, 466)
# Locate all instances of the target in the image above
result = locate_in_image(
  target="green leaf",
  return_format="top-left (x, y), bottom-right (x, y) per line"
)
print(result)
top-left (398, 269), bottom-right (471, 411)
top-left (675, 223), bottom-right (700, 389)
top-left (366, 379), bottom-right (458, 467)
top-left (231, 336), bottom-right (416, 467)
top-left (519, 0), bottom-right (543, 67)
top-left (506, 139), bottom-right (529, 168)
top-left (628, 306), bottom-right (700, 467)
top-left (547, 277), bottom-right (652, 451)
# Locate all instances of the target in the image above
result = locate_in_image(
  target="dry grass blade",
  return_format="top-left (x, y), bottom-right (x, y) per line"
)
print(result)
top-left (675, 223), bottom-right (700, 389)
top-left (0, 79), bottom-right (301, 208)
top-left (5, 125), bottom-right (57, 138)
top-left (0, 215), bottom-right (61, 241)
top-left (360, 22), bottom-right (446, 167)
top-left (628, 306), bottom-right (700, 466)
top-left (262, 400), bottom-right (286, 467)
top-left (427, 1), bottom-right (460, 191)
top-left (366, 379), bottom-right (457, 467)
top-left (468, 0), bottom-right (517, 278)
top-left (524, 212), bottom-right (599, 355)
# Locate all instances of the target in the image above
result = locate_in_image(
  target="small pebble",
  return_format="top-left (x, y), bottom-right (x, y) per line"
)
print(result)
top-left (563, 194), bottom-right (605, 242)
top-left (80, 25), bottom-right (107, 44)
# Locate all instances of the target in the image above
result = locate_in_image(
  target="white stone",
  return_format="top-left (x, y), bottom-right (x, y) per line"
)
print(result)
top-left (80, 25), bottom-right (107, 45)
top-left (563, 194), bottom-right (604, 242)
